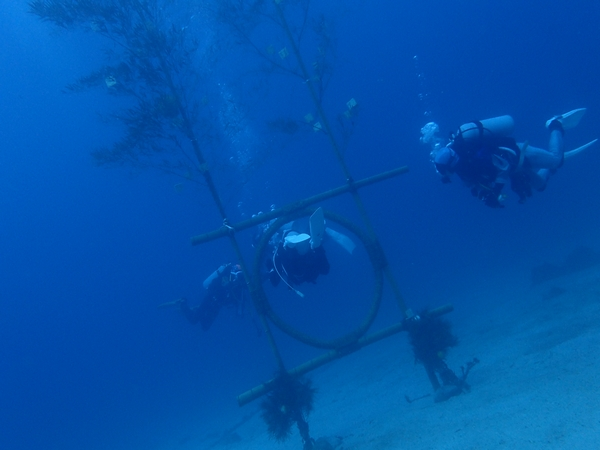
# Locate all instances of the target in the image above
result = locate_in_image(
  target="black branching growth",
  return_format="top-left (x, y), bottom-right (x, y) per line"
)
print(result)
top-left (406, 309), bottom-right (458, 368)
top-left (405, 310), bottom-right (477, 402)
top-left (212, 0), bottom-right (336, 96)
top-left (261, 372), bottom-right (316, 450)
top-left (28, 0), bottom-right (214, 182)
top-left (209, 0), bottom-right (357, 152)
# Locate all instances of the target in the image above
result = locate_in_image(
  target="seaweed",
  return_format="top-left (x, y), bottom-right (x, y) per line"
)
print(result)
top-left (405, 309), bottom-right (458, 369)
top-left (405, 310), bottom-right (478, 402)
top-left (29, 0), bottom-right (219, 183)
top-left (261, 372), bottom-right (316, 450)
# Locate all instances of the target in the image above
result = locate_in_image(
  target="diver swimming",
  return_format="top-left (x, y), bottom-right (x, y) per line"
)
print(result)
top-left (424, 109), bottom-right (598, 207)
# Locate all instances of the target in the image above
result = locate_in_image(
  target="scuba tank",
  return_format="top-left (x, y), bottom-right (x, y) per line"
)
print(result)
top-left (455, 115), bottom-right (514, 143)
top-left (203, 263), bottom-right (229, 289)
top-left (451, 114), bottom-right (518, 174)
top-left (448, 115), bottom-right (518, 208)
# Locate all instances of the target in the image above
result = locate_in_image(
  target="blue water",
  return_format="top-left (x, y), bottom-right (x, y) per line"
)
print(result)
top-left (1, 0), bottom-right (599, 449)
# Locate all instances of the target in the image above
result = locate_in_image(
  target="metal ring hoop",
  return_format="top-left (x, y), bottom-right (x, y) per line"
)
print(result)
top-left (251, 208), bottom-right (385, 349)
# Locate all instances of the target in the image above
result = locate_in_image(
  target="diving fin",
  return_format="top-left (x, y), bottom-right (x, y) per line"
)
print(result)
top-left (325, 227), bottom-right (356, 255)
top-left (309, 207), bottom-right (326, 249)
top-left (546, 108), bottom-right (587, 130)
top-left (564, 139), bottom-right (598, 160)
top-left (157, 298), bottom-right (185, 309)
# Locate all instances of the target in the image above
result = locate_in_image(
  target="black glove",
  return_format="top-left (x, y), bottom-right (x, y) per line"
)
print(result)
top-left (484, 194), bottom-right (504, 208)
top-left (471, 185), bottom-right (505, 208)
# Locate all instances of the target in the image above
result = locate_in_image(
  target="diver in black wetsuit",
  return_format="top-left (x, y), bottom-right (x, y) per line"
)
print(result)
top-left (266, 230), bottom-right (330, 298)
top-left (178, 263), bottom-right (246, 331)
top-left (255, 207), bottom-right (352, 296)
top-left (430, 109), bottom-right (596, 207)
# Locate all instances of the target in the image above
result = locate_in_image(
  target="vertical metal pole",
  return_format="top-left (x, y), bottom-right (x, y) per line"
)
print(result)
top-left (274, 1), bottom-right (411, 317)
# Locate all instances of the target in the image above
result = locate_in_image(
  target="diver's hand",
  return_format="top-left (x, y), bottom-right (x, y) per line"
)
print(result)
top-left (483, 193), bottom-right (505, 208)
top-left (472, 185), bottom-right (505, 208)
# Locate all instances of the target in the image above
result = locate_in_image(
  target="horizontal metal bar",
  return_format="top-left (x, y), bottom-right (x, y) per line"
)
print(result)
top-left (191, 165), bottom-right (409, 245)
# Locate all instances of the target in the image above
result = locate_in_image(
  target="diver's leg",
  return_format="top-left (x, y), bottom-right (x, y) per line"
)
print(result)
top-left (180, 300), bottom-right (202, 325)
top-left (528, 168), bottom-right (550, 191)
top-left (523, 125), bottom-right (564, 170)
top-left (547, 120), bottom-right (565, 167)
top-left (198, 296), bottom-right (220, 331)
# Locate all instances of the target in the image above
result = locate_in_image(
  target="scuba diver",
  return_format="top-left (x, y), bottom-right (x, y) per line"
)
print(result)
top-left (425, 108), bottom-right (598, 207)
top-left (264, 208), bottom-right (337, 297)
top-left (267, 230), bottom-right (330, 297)
top-left (174, 263), bottom-right (247, 331)
top-left (252, 207), bottom-right (355, 297)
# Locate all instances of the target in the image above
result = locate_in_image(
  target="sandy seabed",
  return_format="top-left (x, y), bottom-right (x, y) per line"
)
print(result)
top-left (176, 266), bottom-right (600, 450)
